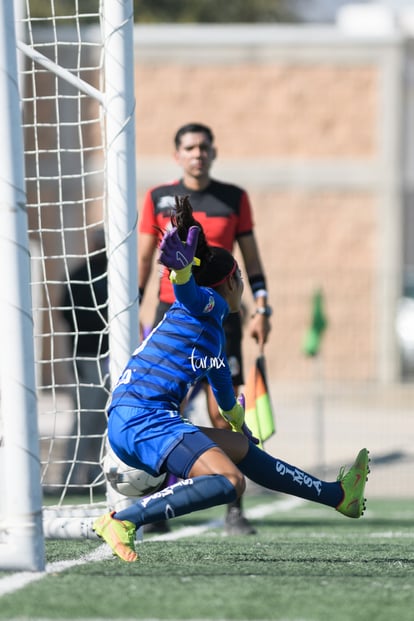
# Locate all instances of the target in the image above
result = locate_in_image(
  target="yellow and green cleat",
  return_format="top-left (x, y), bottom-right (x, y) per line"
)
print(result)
top-left (336, 448), bottom-right (370, 518)
top-left (93, 511), bottom-right (138, 562)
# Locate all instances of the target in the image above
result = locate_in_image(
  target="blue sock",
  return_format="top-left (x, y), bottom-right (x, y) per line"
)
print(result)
top-left (237, 443), bottom-right (343, 508)
top-left (114, 474), bottom-right (237, 526)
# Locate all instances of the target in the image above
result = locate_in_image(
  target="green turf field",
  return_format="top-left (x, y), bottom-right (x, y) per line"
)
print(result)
top-left (1, 495), bottom-right (413, 621)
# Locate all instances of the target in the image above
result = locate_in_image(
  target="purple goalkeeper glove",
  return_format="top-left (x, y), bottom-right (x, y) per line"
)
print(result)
top-left (159, 226), bottom-right (200, 271)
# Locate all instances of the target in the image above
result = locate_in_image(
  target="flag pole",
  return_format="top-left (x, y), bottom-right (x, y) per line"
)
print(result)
top-left (302, 289), bottom-right (328, 478)
top-left (314, 352), bottom-right (326, 478)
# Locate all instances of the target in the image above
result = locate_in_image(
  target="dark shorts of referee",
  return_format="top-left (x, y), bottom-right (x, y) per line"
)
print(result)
top-left (153, 301), bottom-right (244, 386)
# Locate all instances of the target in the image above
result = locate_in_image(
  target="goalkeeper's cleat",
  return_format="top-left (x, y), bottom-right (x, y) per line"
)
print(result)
top-left (336, 448), bottom-right (370, 518)
top-left (93, 511), bottom-right (138, 562)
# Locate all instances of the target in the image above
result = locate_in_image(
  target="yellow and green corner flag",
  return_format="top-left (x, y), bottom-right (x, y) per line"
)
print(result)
top-left (302, 289), bottom-right (328, 357)
top-left (244, 355), bottom-right (275, 447)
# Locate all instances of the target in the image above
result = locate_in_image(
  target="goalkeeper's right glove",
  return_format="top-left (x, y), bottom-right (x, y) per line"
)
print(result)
top-left (158, 225), bottom-right (200, 285)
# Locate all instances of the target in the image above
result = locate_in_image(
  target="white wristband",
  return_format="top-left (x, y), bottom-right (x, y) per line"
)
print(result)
top-left (253, 289), bottom-right (268, 300)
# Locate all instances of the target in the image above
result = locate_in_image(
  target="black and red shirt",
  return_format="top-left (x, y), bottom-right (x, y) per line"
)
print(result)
top-left (139, 178), bottom-right (254, 304)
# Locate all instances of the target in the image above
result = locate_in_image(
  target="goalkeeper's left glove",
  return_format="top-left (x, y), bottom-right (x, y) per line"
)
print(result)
top-left (219, 394), bottom-right (260, 444)
top-left (219, 397), bottom-right (245, 433)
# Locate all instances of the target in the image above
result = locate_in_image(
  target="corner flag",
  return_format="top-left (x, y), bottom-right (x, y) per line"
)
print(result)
top-left (244, 355), bottom-right (275, 447)
top-left (302, 288), bottom-right (328, 357)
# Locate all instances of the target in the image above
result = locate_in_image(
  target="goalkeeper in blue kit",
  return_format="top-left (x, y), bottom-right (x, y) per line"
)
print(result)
top-left (93, 195), bottom-right (370, 562)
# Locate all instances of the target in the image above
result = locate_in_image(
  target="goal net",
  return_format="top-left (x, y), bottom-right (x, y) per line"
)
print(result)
top-left (0, 0), bottom-right (138, 570)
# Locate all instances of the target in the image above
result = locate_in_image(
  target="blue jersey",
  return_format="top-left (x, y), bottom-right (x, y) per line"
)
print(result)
top-left (107, 275), bottom-right (237, 475)
top-left (108, 276), bottom-right (236, 415)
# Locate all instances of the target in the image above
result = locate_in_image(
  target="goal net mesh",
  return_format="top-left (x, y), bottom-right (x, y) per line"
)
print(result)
top-left (20, 1), bottom-right (110, 514)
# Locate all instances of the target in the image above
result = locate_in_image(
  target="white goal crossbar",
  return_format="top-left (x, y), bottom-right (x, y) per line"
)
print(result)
top-left (0, 0), bottom-right (138, 571)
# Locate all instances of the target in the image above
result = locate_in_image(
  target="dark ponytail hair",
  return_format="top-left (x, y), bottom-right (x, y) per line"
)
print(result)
top-left (172, 195), bottom-right (236, 288)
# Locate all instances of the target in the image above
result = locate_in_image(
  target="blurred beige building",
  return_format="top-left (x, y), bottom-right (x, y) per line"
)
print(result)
top-left (134, 21), bottom-right (410, 385)
top-left (25, 16), bottom-right (414, 388)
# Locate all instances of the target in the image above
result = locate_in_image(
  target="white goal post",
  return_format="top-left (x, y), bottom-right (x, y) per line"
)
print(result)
top-left (0, 0), bottom-right (44, 573)
top-left (0, 0), bottom-right (138, 571)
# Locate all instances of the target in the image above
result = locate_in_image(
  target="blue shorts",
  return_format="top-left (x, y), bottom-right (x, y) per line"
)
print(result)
top-left (107, 405), bottom-right (216, 477)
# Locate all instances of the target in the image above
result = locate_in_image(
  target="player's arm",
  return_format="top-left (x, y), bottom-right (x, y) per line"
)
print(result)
top-left (237, 232), bottom-right (272, 350)
top-left (138, 189), bottom-right (161, 303)
top-left (208, 369), bottom-right (259, 443)
top-left (138, 232), bottom-right (158, 302)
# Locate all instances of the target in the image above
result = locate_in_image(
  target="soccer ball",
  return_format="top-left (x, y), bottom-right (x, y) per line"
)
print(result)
top-left (103, 450), bottom-right (167, 497)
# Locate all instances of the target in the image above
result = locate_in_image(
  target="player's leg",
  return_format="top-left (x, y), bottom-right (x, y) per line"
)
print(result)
top-left (206, 311), bottom-right (256, 535)
top-left (93, 431), bottom-right (244, 561)
top-left (113, 433), bottom-right (244, 524)
top-left (205, 382), bottom-right (256, 534)
top-left (94, 427), bottom-right (368, 561)
top-left (142, 301), bottom-right (176, 534)
top-left (203, 428), bottom-right (370, 516)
